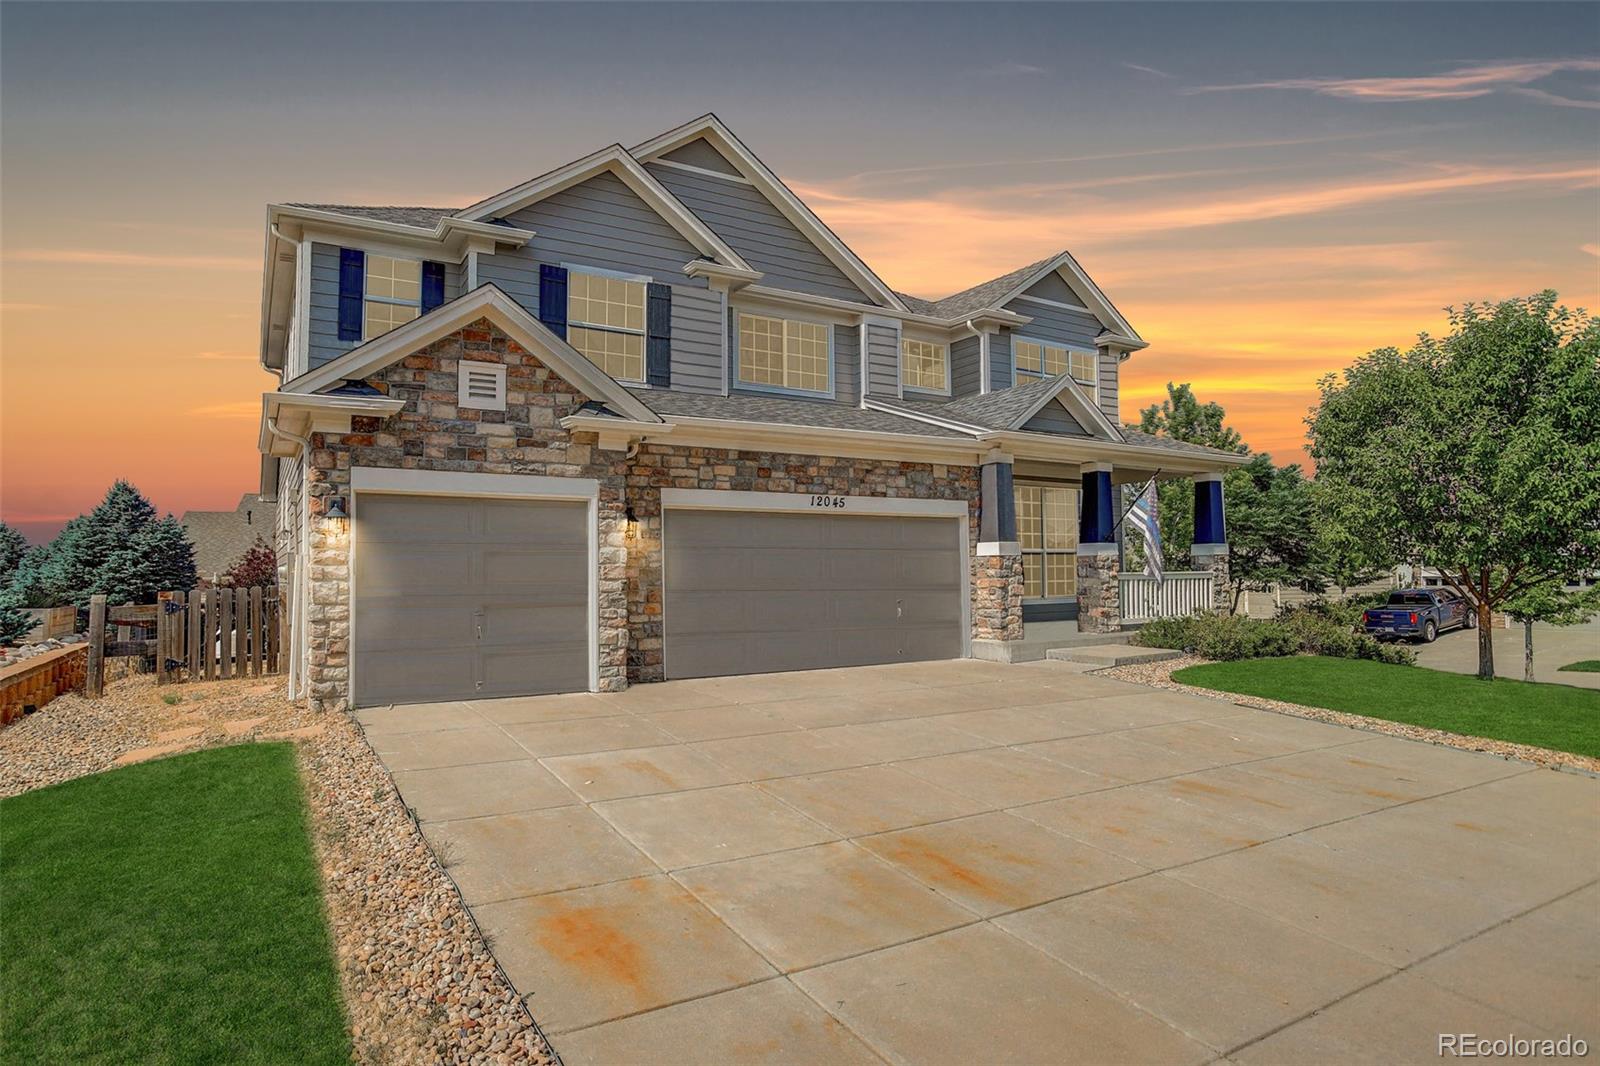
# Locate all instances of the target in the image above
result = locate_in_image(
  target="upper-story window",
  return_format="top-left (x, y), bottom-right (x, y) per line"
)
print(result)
top-left (364, 255), bottom-right (422, 339)
top-left (738, 312), bottom-right (830, 394)
top-left (1015, 338), bottom-right (1095, 393)
top-left (567, 268), bottom-right (648, 383)
top-left (902, 338), bottom-right (948, 392)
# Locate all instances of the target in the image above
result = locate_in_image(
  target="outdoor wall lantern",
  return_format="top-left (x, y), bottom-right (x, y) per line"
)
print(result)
top-left (325, 496), bottom-right (350, 532)
top-left (624, 505), bottom-right (638, 541)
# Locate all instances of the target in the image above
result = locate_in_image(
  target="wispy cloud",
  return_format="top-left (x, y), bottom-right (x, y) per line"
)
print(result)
top-left (1508, 86), bottom-right (1600, 110)
top-left (1123, 63), bottom-right (1175, 79)
top-left (0, 301), bottom-right (57, 312)
top-left (4, 249), bottom-right (257, 270)
top-left (978, 60), bottom-right (1048, 78)
top-left (187, 401), bottom-right (260, 419)
top-left (194, 350), bottom-right (254, 361)
top-left (1583, 244), bottom-right (1600, 257)
top-left (1188, 58), bottom-right (1600, 104)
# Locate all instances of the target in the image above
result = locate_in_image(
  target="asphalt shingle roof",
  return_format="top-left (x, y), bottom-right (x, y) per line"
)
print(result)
top-left (894, 254), bottom-right (1060, 319)
top-left (1118, 427), bottom-right (1249, 460)
top-left (936, 373), bottom-right (1075, 429)
top-left (180, 495), bottom-right (268, 580)
top-left (287, 204), bottom-right (457, 227)
top-left (627, 389), bottom-right (975, 438)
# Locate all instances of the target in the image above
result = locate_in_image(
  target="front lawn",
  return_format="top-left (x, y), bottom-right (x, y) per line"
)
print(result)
top-left (1, 743), bottom-right (350, 1063)
top-left (1559, 660), bottom-right (1600, 673)
top-left (1173, 657), bottom-right (1600, 758)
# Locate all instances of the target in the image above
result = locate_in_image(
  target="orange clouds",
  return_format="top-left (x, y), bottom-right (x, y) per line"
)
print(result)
top-left (1189, 59), bottom-right (1600, 103)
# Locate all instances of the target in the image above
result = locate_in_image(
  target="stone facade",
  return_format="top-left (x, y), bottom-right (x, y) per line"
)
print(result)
top-left (1192, 544), bottom-right (1232, 615)
top-left (287, 317), bottom-right (1003, 709)
top-left (1075, 548), bottom-right (1121, 633)
top-left (972, 554), bottom-right (1025, 641)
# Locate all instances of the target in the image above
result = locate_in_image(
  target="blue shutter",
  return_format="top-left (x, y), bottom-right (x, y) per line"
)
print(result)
top-left (421, 261), bottom-right (445, 312)
top-left (646, 282), bottom-right (671, 388)
top-left (538, 264), bottom-right (567, 339)
top-left (1078, 468), bottom-right (1115, 546)
top-left (337, 248), bottom-right (365, 342)
top-left (1194, 478), bottom-right (1227, 545)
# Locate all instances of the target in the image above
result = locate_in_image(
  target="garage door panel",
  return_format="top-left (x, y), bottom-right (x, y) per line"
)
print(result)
top-left (353, 492), bottom-right (591, 706)
top-left (664, 509), bottom-right (963, 680)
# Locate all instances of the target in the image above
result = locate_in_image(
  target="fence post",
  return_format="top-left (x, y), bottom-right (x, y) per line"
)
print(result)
top-left (219, 589), bottom-right (234, 681)
top-left (156, 595), bottom-right (170, 685)
top-left (86, 595), bottom-right (107, 698)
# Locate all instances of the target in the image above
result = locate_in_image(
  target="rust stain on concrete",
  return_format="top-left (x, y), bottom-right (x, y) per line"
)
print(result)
top-left (1452, 821), bottom-right (1489, 833)
top-left (891, 844), bottom-right (1010, 900)
top-left (535, 905), bottom-right (648, 993)
top-left (1172, 777), bottom-right (1289, 810)
top-left (620, 759), bottom-right (680, 789)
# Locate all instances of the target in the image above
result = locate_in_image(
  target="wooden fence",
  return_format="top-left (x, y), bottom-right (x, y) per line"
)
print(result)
top-left (1119, 571), bottom-right (1215, 624)
top-left (85, 588), bottom-right (283, 697)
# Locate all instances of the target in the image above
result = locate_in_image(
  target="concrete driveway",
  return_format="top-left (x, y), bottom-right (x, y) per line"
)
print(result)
top-left (1414, 618), bottom-right (1600, 690)
top-left (359, 660), bottom-right (1599, 1065)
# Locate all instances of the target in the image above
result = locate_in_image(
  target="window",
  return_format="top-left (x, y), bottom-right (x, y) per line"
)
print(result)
top-left (567, 269), bottom-right (647, 382)
top-left (458, 360), bottom-right (507, 412)
top-left (738, 313), bottom-right (830, 394)
top-left (902, 338), bottom-right (948, 392)
top-left (1015, 484), bottom-right (1079, 599)
top-left (1015, 337), bottom-right (1096, 392)
top-left (364, 255), bottom-right (422, 339)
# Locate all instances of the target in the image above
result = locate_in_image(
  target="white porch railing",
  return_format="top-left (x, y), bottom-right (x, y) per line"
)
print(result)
top-left (1119, 572), bottom-right (1213, 623)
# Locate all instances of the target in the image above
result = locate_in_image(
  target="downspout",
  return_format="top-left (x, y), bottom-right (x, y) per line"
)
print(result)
top-left (266, 416), bottom-right (313, 702)
top-left (966, 320), bottom-right (989, 395)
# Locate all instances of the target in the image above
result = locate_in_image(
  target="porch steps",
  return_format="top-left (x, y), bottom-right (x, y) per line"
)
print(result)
top-left (1044, 644), bottom-right (1183, 668)
top-left (971, 627), bottom-right (1138, 664)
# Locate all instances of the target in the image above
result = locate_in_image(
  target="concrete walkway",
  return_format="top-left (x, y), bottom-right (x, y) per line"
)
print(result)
top-left (360, 660), bottom-right (1599, 1065)
top-left (1414, 618), bottom-right (1600, 690)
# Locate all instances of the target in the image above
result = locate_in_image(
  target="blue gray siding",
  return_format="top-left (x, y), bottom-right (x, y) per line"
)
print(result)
top-left (444, 260), bottom-right (464, 302)
top-left (864, 322), bottom-right (900, 397)
top-left (1021, 271), bottom-right (1083, 305)
top-left (1098, 348), bottom-right (1120, 424)
top-left (659, 138), bottom-right (742, 177)
top-left (308, 242), bottom-right (353, 370)
top-left (833, 324), bottom-right (860, 405)
top-left (670, 286), bottom-right (724, 395)
top-left (1022, 398), bottom-right (1091, 436)
top-left (951, 334), bottom-right (981, 398)
top-left (990, 330), bottom-right (1014, 393)
top-left (644, 162), bottom-right (871, 304)
top-left (1005, 297), bottom-right (1102, 351)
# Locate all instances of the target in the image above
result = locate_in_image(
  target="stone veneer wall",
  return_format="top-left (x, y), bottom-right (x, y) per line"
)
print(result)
top-left (1075, 549), bottom-right (1121, 633)
top-left (291, 317), bottom-right (1012, 709)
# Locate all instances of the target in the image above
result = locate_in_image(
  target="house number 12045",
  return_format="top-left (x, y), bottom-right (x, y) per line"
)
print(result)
top-left (809, 495), bottom-right (847, 509)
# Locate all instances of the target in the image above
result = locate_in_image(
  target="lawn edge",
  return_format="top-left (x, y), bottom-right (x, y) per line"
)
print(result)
top-left (1098, 654), bottom-right (1600, 777)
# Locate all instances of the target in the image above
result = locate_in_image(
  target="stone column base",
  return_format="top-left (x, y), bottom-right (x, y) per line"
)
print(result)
top-left (1192, 543), bottom-right (1231, 614)
top-left (973, 553), bottom-right (1024, 642)
top-left (1076, 548), bottom-right (1121, 633)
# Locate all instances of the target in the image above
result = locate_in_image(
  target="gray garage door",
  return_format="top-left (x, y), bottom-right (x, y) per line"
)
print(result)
top-left (353, 494), bottom-right (590, 706)
top-left (663, 509), bottom-right (964, 679)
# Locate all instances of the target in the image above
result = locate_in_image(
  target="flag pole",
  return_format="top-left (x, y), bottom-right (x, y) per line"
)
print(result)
top-left (1109, 469), bottom-right (1162, 537)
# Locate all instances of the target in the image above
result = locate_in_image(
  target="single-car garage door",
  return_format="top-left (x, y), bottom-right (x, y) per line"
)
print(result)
top-left (663, 509), bottom-right (964, 679)
top-left (353, 494), bottom-right (590, 706)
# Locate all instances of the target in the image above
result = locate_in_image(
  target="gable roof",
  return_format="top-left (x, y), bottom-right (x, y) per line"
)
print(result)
top-left (630, 115), bottom-right (908, 312)
top-left (875, 374), bottom-right (1123, 442)
top-left (453, 144), bottom-right (752, 271)
top-left (895, 251), bottom-right (1145, 347)
top-left (285, 204), bottom-right (456, 227)
top-left (280, 284), bottom-right (661, 425)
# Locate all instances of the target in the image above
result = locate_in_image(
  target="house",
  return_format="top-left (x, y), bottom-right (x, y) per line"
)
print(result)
top-left (179, 493), bottom-right (267, 583)
top-left (256, 114), bottom-right (1247, 710)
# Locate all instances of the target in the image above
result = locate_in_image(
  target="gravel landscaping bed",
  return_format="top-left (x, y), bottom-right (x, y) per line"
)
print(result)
top-left (0, 677), bottom-right (557, 1065)
top-left (1102, 655), bottom-right (1600, 775)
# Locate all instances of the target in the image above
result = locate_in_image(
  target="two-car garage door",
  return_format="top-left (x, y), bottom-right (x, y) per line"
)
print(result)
top-left (352, 493), bottom-right (590, 706)
top-left (663, 509), bottom-right (965, 680)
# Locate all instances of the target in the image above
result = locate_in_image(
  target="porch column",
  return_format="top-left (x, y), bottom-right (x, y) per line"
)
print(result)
top-left (973, 452), bottom-right (1024, 642)
top-left (1076, 462), bottom-right (1120, 633)
top-left (1191, 472), bottom-right (1230, 613)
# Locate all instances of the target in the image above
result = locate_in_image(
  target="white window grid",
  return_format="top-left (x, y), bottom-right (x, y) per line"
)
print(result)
top-left (567, 270), bottom-right (648, 383)
top-left (738, 312), bottom-right (830, 394)
top-left (902, 338), bottom-right (948, 392)
top-left (1016, 483), bottom-right (1079, 599)
top-left (364, 255), bottom-right (422, 340)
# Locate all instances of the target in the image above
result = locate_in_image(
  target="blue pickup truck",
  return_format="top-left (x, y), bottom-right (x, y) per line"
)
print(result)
top-left (1362, 588), bottom-right (1475, 643)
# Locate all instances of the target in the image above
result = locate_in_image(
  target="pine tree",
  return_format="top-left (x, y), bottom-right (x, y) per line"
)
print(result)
top-left (98, 517), bottom-right (198, 604)
top-left (0, 587), bottom-right (32, 645)
top-left (0, 523), bottom-right (28, 585)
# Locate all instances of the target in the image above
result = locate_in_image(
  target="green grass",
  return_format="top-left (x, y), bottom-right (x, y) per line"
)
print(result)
top-left (1173, 656), bottom-right (1600, 758)
top-left (1, 744), bottom-right (349, 1064)
top-left (1559, 660), bottom-right (1600, 673)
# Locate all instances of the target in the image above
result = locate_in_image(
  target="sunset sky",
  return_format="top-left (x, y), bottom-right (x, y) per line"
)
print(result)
top-left (3, 2), bottom-right (1597, 542)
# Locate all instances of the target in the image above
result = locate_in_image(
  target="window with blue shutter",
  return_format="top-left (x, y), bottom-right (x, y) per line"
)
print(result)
top-left (421, 261), bottom-right (445, 312)
top-left (646, 283), bottom-right (671, 388)
top-left (337, 248), bottom-right (365, 342)
top-left (538, 264), bottom-right (568, 339)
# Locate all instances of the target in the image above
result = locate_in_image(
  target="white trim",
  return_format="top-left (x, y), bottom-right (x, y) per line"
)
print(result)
top-left (1081, 461), bottom-right (1114, 473)
top-left (647, 157), bottom-right (756, 185)
top-left (900, 336), bottom-right (951, 397)
top-left (465, 250), bottom-right (479, 291)
top-left (989, 254), bottom-right (1143, 345)
top-left (978, 330), bottom-right (992, 395)
top-left (1012, 292), bottom-right (1093, 314)
top-left (861, 397), bottom-right (987, 435)
top-left (259, 392), bottom-right (408, 456)
top-left (454, 145), bottom-right (752, 272)
top-left (977, 540), bottom-right (1021, 557)
top-left (1007, 374), bottom-right (1124, 443)
top-left (293, 236), bottom-right (312, 376)
top-left (730, 307), bottom-right (836, 399)
top-left (280, 285), bottom-right (661, 424)
top-left (660, 487), bottom-right (971, 661)
top-left (1195, 471), bottom-right (1225, 483)
top-left (348, 469), bottom-right (602, 697)
top-left (630, 116), bottom-right (908, 312)
top-left (458, 359), bottom-right (507, 411)
top-left (740, 283), bottom-right (1028, 331)
top-left (561, 262), bottom-right (651, 285)
top-left (1077, 542), bottom-right (1119, 554)
top-left (1190, 541), bottom-right (1229, 558)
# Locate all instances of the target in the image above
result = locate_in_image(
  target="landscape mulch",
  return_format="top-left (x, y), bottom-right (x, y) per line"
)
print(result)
top-left (0, 677), bottom-right (557, 1066)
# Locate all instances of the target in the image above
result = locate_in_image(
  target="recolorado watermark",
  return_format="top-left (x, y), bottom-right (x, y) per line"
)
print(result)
top-left (1440, 1034), bottom-right (1589, 1058)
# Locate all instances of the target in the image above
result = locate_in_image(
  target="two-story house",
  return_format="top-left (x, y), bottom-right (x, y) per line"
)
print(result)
top-left (256, 114), bottom-right (1246, 710)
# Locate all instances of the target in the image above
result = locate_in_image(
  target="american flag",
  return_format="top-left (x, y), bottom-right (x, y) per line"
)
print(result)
top-left (1127, 487), bottom-right (1164, 586)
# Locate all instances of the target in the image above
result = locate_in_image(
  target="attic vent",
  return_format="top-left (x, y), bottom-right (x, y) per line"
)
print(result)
top-left (458, 360), bottom-right (507, 412)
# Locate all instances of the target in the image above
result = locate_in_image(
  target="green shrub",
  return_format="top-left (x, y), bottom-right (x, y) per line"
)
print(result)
top-left (1131, 614), bottom-right (1195, 650)
top-left (1131, 605), bottom-right (1414, 665)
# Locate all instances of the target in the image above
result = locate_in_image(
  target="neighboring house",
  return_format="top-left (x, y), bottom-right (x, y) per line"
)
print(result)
top-left (179, 494), bottom-right (266, 583)
top-left (256, 114), bottom-right (1247, 710)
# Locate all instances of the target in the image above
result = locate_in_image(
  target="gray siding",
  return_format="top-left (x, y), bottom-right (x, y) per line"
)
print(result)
top-left (645, 162), bottom-right (872, 304)
top-left (951, 334), bottom-right (981, 398)
top-left (1098, 348), bottom-right (1120, 424)
top-left (834, 324), bottom-right (860, 405)
top-left (308, 242), bottom-right (354, 370)
top-left (1005, 297), bottom-right (1102, 350)
top-left (476, 171), bottom-right (708, 321)
top-left (1022, 398), bottom-right (1091, 436)
top-left (1021, 271), bottom-right (1083, 305)
top-left (659, 138), bottom-right (742, 177)
top-left (670, 286), bottom-right (724, 395)
top-left (444, 259), bottom-right (464, 301)
top-left (990, 330), bottom-right (1014, 392)
top-left (864, 322), bottom-right (900, 397)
